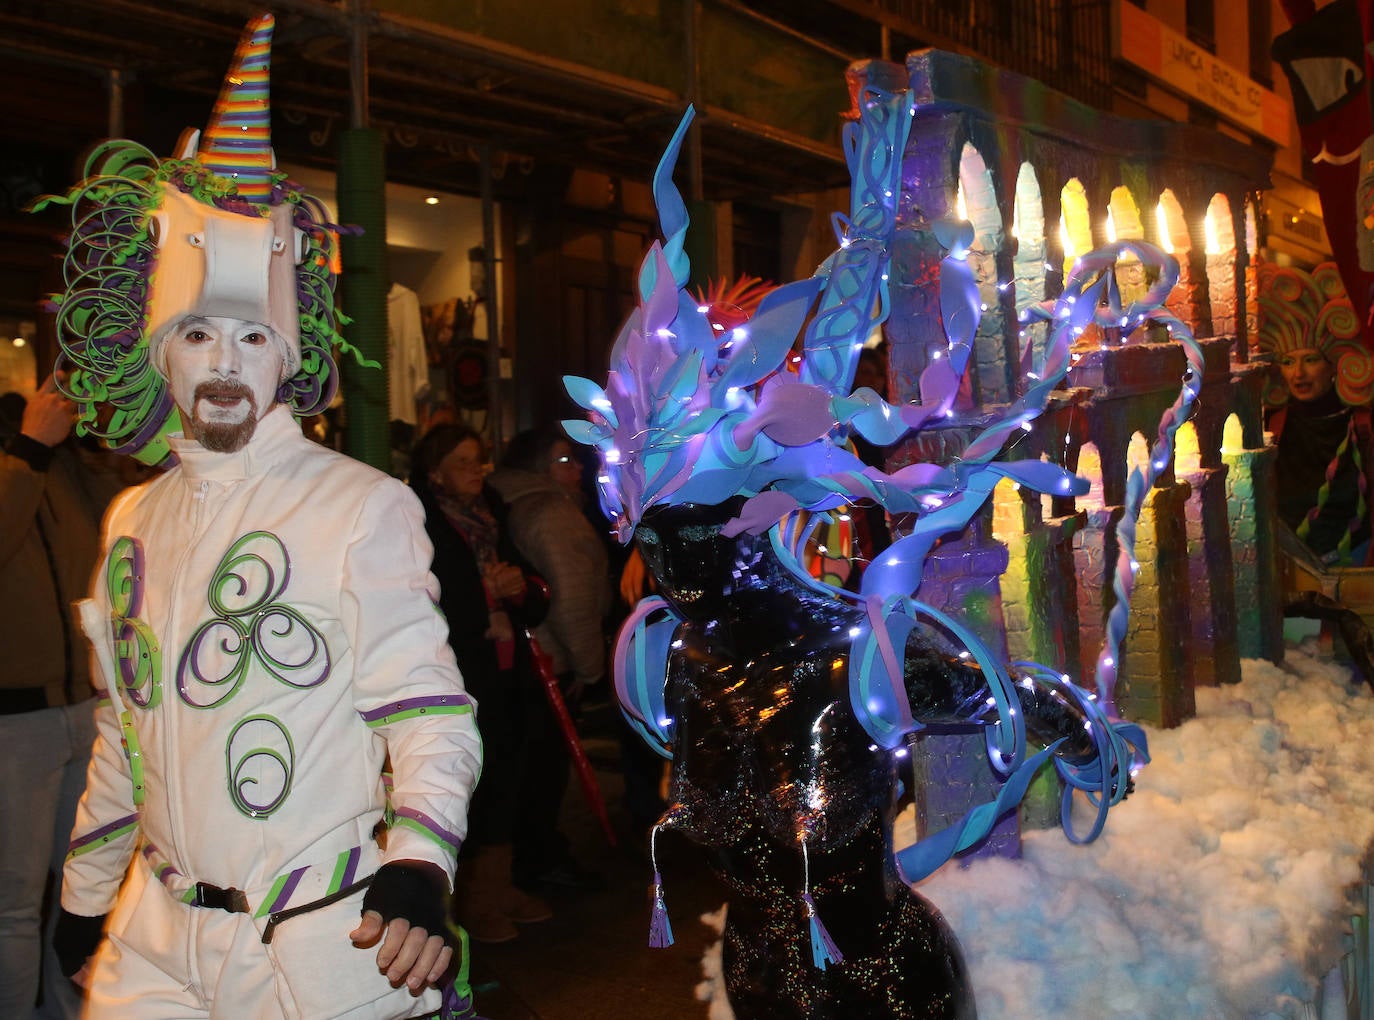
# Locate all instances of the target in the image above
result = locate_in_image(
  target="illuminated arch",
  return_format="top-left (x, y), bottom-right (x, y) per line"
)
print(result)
top-left (1128, 430), bottom-right (1152, 474)
top-left (1175, 420), bottom-right (1201, 476)
top-left (1107, 186), bottom-right (1144, 242)
top-left (1154, 189), bottom-right (1191, 255)
top-left (1012, 162), bottom-right (1050, 372)
top-left (1060, 178), bottom-right (1092, 273)
top-left (1076, 441), bottom-right (1106, 509)
top-left (1204, 193), bottom-right (1238, 337)
top-left (1244, 198), bottom-right (1261, 355)
top-left (957, 142), bottom-right (1014, 402)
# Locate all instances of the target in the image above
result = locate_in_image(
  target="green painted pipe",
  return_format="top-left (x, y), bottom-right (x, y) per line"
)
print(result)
top-left (336, 127), bottom-right (390, 472)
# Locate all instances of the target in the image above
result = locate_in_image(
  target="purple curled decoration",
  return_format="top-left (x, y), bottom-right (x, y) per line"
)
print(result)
top-left (176, 617), bottom-right (251, 709)
top-left (225, 714), bottom-right (295, 818)
top-left (180, 531), bottom-right (331, 705)
top-left (115, 616), bottom-right (162, 708)
top-left (252, 605), bottom-right (331, 689)
top-left (106, 536), bottom-right (143, 618)
top-left (208, 531), bottom-right (290, 618)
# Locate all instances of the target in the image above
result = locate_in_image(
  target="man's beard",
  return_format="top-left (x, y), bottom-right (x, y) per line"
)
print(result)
top-left (188, 380), bottom-right (260, 453)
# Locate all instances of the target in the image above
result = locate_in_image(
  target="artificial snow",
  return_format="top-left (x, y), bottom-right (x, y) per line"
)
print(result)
top-left (697, 641), bottom-right (1374, 1018)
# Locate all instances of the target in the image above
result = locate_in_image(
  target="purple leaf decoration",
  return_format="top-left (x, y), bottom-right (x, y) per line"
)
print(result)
top-left (734, 378), bottom-right (835, 448)
top-left (642, 246), bottom-right (680, 342)
top-left (721, 490), bottom-right (800, 537)
top-left (884, 461), bottom-right (956, 490)
top-left (608, 306), bottom-right (643, 369)
top-left (656, 348), bottom-right (704, 411)
top-left (917, 354), bottom-right (960, 409)
top-left (673, 290), bottom-right (720, 373)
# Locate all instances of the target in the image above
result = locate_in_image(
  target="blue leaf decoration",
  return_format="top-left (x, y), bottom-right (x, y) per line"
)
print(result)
top-left (989, 459), bottom-right (1088, 497)
top-left (714, 277), bottom-right (824, 392)
top-left (561, 417), bottom-right (610, 447)
top-left (564, 375), bottom-right (617, 425)
top-left (648, 108), bottom-right (695, 295)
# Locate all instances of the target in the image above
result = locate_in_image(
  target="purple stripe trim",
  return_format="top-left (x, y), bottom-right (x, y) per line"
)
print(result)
top-left (141, 843), bottom-right (183, 878)
top-left (359, 694), bottom-right (472, 723)
top-left (395, 807), bottom-right (462, 851)
top-left (267, 866), bottom-right (309, 914)
top-left (341, 845), bottom-right (360, 889)
top-left (69, 814), bottom-right (139, 851)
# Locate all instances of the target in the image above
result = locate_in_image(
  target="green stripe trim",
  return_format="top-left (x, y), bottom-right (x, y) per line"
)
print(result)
top-left (327, 849), bottom-right (351, 895)
top-left (362, 704), bottom-right (473, 728)
top-left (390, 815), bottom-right (458, 856)
top-left (254, 873), bottom-right (292, 919)
top-left (66, 820), bottom-right (138, 859)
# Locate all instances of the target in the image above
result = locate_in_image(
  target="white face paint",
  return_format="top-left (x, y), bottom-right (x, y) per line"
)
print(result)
top-left (163, 316), bottom-right (286, 452)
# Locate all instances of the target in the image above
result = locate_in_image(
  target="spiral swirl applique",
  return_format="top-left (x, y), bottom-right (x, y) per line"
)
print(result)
top-left (225, 714), bottom-right (295, 818)
top-left (107, 536), bottom-right (162, 709)
top-left (176, 531), bottom-right (331, 710)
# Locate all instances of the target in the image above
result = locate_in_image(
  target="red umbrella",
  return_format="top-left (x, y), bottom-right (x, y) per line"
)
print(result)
top-left (525, 628), bottom-right (618, 847)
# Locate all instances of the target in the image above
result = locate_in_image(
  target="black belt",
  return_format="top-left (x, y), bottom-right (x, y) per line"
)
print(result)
top-left (260, 876), bottom-right (372, 944)
top-left (191, 881), bottom-right (250, 913)
top-left (188, 876), bottom-right (374, 945)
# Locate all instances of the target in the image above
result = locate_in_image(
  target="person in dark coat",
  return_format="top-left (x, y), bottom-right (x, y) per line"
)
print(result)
top-left (411, 423), bottom-right (554, 944)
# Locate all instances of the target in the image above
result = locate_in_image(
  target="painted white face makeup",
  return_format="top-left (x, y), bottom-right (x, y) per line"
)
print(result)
top-left (163, 316), bottom-right (286, 452)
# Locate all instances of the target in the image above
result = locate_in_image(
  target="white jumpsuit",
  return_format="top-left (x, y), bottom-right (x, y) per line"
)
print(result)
top-left (62, 408), bottom-right (483, 1019)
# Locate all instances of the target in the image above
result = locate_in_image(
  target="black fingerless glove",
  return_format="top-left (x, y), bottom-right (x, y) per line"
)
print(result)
top-left (360, 863), bottom-right (447, 937)
top-left (53, 908), bottom-right (107, 977)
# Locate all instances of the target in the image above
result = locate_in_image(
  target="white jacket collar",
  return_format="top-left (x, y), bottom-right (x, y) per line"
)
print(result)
top-left (168, 404), bottom-right (303, 483)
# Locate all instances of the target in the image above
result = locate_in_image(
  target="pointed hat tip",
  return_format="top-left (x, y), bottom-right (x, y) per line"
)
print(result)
top-left (196, 13), bottom-right (276, 202)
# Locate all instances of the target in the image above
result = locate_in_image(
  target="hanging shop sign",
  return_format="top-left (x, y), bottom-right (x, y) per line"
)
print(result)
top-left (1115, 2), bottom-right (1291, 147)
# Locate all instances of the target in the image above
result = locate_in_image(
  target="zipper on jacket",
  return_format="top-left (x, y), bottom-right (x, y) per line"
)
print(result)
top-left (191, 479), bottom-right (209, 527)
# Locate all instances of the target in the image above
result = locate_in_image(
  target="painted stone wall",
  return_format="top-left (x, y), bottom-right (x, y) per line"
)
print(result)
top-left (857, 48), bottom-right (1288, 856)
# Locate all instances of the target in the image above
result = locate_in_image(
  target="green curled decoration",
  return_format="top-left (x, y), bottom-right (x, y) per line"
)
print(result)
top-left (118, 709), bottom-right (146, 806)
top-left (208, 531), bottom-right (290, 618)
top-left (115, 616), bottom-right (162, 709)
top-left (106, 535), bottom-right (161, 709)
top-left (176, 616), bottom-right (252, 709)
top-left (106, 536), bottom-right (140, 617)
top-left (178, 531), bottom-right (330, 710)
top-left (225, 714), bottom-right (295, 819)
top-left (251, 603), bottom-right (331, 689)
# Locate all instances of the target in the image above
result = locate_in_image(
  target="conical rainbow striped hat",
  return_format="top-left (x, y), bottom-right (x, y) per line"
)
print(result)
top-left (196, 12), bottom-right (275, 202)
top-left (40, 11), bottom-right (367, 467)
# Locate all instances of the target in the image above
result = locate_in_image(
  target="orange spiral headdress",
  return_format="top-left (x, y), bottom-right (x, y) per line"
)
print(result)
top-left (1257, 261), bottom-right (1373, 407)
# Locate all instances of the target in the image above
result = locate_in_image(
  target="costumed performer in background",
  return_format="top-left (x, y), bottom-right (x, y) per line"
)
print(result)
top-left (43, 16), bottom-right (483, 1019)
top-left (1260, 262), bottom-right (1374, 566)
top-left (1258, 262), bottom-right (1374, 688)
top-left (565, 85), bottom-right (1149, 1017)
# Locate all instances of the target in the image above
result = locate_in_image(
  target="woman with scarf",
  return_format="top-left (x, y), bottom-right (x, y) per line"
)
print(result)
top-left (1260, 262), bottom-right (1374, 566)
top-left (412, 423), bottom-right (554, 944)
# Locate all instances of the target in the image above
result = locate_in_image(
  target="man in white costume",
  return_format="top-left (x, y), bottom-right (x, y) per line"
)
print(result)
top-left (45, 16), bottom-right (483, 1019)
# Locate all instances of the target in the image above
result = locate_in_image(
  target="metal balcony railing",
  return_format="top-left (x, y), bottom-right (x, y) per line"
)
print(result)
top-left (848, 0), bottom-right (1115, 110)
